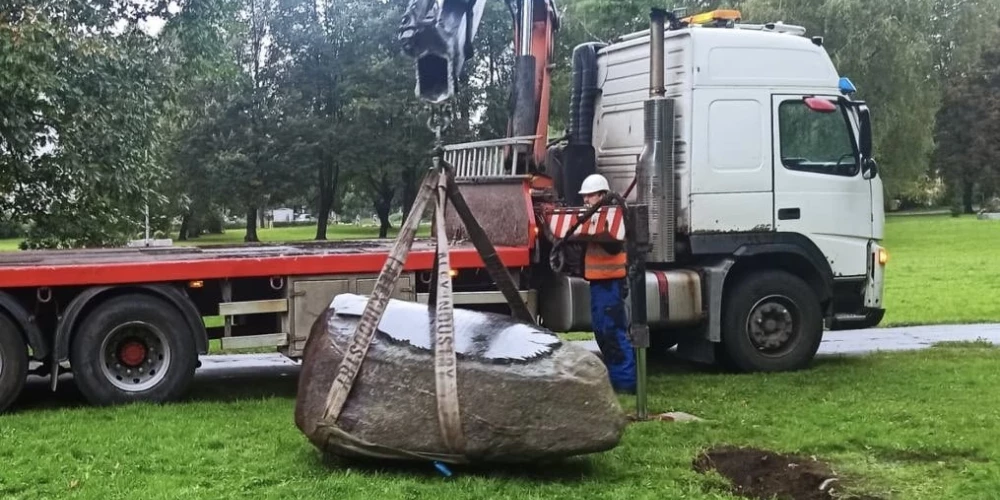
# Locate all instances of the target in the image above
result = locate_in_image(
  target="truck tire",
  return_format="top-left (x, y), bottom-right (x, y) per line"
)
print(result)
top-left (718, 270), bottom-right (823, 372)
top-left (0, 314), bottom-right (28, 413)
top-left (70, 294), bottom-right (198, 406)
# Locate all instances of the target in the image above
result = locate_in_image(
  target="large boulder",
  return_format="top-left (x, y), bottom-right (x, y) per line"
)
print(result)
top-left (295, 293), bottom-right (626, 464)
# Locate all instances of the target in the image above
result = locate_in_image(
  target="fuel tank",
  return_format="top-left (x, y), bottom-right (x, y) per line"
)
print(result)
top-left (538, 269), bottom-right (703, 332)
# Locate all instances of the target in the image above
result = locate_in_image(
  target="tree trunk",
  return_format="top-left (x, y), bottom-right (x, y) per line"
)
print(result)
top-left (188, 212), bottom-right (203, 239)
top-left (376, 203), bottom-right (392, 238)
top-left (245, 207), bottom-right (259, 242)
top-left (963, 179), bottom-right (975, 214)
top-left (315, 162), bottom-right (336, 240)
top-left (372, 173), bottom-right (394, 239)
top-left (178, 212), bottom-right (191, 241)
top-left (400, 165), bottom-right (419, 222)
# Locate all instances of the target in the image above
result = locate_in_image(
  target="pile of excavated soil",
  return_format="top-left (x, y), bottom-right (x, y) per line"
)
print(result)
top-left (693, 446), bottom-right (883, 500)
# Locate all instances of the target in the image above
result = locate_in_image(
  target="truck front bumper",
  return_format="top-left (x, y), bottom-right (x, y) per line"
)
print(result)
top-left (865, 241), bottom-right (887, 310)
top-left (830, 241), bottom-right (887, 330)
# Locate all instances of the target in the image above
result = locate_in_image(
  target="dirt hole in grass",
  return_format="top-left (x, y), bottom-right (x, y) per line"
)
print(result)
top-left (693, 446), bottom-right (884, 500)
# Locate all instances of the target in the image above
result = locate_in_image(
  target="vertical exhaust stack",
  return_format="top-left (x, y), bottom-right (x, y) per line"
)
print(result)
top-left (635, 7), bottom-right (675, 263)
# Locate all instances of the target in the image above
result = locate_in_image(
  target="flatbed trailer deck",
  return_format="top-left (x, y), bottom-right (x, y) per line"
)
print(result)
top-left (0, 239), bottom-right (531, 288)
top-left (0, 238), bottom-right (537, 410)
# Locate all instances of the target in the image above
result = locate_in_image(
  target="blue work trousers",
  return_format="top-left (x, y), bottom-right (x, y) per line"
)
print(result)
top-left (590, 278), bottom-right (636, 393)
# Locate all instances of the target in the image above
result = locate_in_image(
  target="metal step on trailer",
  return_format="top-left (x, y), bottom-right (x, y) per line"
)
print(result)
top-left (217, 298), bottom-right (291, 351)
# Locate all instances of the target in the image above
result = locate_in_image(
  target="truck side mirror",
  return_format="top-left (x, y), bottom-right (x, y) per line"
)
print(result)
top-left (858, 105), bottom-right (877, 178)
top-left (859, 105), bottom-right (873, 159)
top-left (863, 158), bottom-right (878, 179)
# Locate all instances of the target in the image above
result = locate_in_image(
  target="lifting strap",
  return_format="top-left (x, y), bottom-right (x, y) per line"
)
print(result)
top-left (321, 168), bottom-right (440, 424)
top-left (429, 163), bottom-right (465, 453)
top-left (320, 134), bottom-right (533, 461)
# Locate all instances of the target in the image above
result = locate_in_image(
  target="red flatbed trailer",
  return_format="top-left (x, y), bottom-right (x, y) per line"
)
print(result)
top-left (0, 233), bottom-right (537, 411)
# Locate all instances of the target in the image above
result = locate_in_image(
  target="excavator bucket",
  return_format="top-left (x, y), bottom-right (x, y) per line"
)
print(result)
top-left (398, 0), bottom-right (486, 103)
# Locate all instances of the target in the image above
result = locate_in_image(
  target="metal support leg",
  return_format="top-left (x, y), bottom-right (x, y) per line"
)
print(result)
top-left (628, 204), bottom-right (651, 420)
top-left (222, 280), bottom-right (233, 338)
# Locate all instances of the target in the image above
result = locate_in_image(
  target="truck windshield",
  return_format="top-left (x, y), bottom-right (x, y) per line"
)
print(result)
top-left (778, 100), bottom-right (858, 177)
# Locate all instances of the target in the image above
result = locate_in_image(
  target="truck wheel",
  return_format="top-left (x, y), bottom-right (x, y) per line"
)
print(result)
top-left (0, 314), bottom-right (28, 413)
top-left (70, 295), bottom-right (197, 406)
top-left (718, 270), bottom-right (823, 372)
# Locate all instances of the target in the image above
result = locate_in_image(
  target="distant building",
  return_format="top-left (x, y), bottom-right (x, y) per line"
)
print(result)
top-left (270, 208), bottom-right (294, 223)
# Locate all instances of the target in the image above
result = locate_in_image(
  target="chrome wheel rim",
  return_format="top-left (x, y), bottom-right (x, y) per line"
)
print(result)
top-left (99, 321), bottom-right (171, 392)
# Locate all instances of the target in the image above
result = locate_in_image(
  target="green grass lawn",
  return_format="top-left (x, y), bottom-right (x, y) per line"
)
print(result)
top-left (879, 214), bottom-right (1000, 326)
top-left (4, 342), bottom-right (1000, 499)
top-left (2, 215), bottom-right (1000, 498)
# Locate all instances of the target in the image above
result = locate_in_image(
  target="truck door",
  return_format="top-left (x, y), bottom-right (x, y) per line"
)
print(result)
top-left (771, 95), bottom-right (873, 278)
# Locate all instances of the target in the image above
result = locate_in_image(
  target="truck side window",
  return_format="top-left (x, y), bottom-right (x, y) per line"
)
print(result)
top-left (778, 100), bottom-right (858, 177)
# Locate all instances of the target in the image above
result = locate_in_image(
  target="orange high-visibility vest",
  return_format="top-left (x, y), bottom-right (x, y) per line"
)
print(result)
top-left (584, 243), bottom-right (627, 281)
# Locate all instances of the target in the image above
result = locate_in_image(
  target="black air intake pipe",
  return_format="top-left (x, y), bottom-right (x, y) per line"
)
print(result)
top-left (569, 42), bottom-right (603, 145)
top-left (564, 42), bottom-right (605, 206)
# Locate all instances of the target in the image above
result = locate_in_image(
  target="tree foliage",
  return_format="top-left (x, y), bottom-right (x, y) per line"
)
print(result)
top-left (934, 45), bottom-right (1000, 213)
top-left (4, 0), bottom-right (1000, 248)
top-left (157, 0), bottom-right (245, 240)
top-left (0, 4), bottom-right (170, 248)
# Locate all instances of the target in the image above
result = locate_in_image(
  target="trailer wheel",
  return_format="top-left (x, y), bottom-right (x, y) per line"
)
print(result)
top-left (719, 270), bottom-right (823, 372)
top-left (70, 295), bottom-right (197, 406)
top-left (0, 314), bottom-right (28, 413)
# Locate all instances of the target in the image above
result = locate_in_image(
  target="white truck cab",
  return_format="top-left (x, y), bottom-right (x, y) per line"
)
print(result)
top-left (595, 21), bottom-right (884, 278)
top-left (539, 12), bottom-right (887, 372)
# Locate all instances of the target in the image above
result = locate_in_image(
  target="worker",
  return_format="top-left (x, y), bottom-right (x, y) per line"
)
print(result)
top-left (578, 173), bottom-right (636, 394)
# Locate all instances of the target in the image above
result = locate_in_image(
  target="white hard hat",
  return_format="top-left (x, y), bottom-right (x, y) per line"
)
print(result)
top-left (579, 174), bottom-right (610, 195)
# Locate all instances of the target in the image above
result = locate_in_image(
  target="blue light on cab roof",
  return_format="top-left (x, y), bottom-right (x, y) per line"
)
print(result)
top-left (839, 77), bottom-right (857, 95)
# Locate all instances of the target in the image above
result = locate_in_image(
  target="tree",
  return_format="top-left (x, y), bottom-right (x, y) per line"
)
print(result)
top-left (193, 0), bottom-right (295, 243)
top-left (266, 0), bottom-right (370, 240)
top-left (934, 45), bottom-right (1000, 214)
top-left (0, 3), bottom-right (173, 248)
top-left (334, 0), bottom-right (437, 238)
top-left (931, 0), bottom-right (1000, 81)
top-left (158, 0), bottom-right (246, 240)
